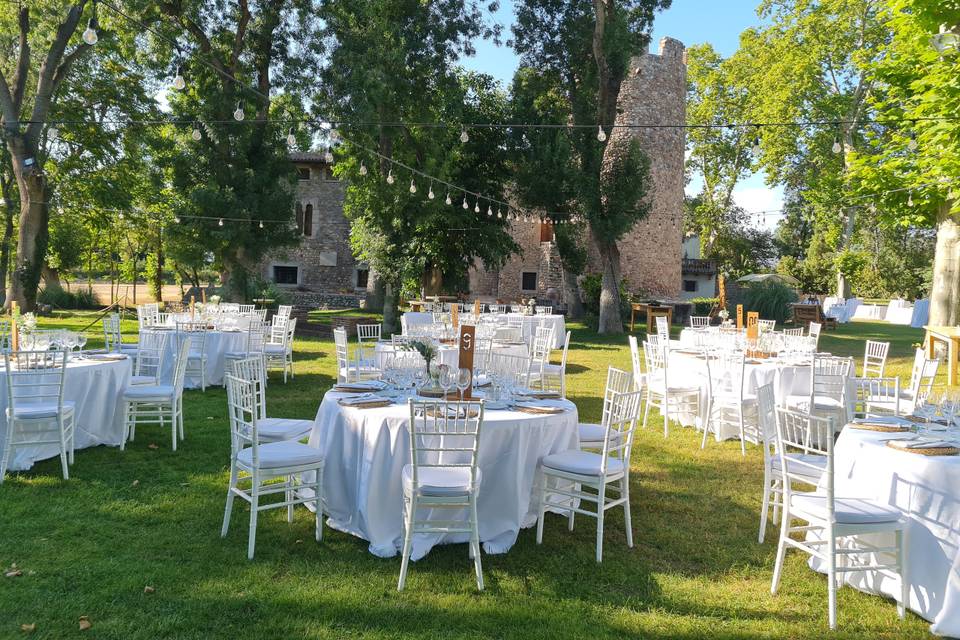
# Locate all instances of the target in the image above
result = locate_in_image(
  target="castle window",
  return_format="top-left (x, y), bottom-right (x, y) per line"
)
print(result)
top-left (355, 268), bottom-right (369, 289)
top-left (539, 220), bottom-right (554, 243)
top-left (521, 272), bottom-right (538, 292)
top-left (273, 265), bottom-right (299, 285)
top-left (303, 204), bottom-right (313, 237)
top-left (295, 202), bottom-right (304, 233)
top-left (683, 279), bottom-right (697, 293)
top-left (296, 167), bottom-right (311, 180)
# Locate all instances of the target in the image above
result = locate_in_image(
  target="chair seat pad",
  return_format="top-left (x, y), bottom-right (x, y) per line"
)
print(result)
top-left (11, 400), bottom-right (76, 420)
top-left (225, 351), bottom-right (253, 359)
top-left (402, 464), bottom-right (481, 497)
top-left (784, 395), bottom-right (845, 411)
top-left (264, 344), bottom-right (286, 354)
top-left (237, 441), bottom-right (324, 469)
top-left (119, 344), bottom-right (139, 354)
top-left (541, 450), bottom-right (624, 476)
top-left (339, 366), bottom-right (380, 378)
top-left (578, 422), bottom-right (622, 444)
top-left (187, 351), bottom-right (206, 361)
top-left (123, 384), bottom-right (176, 402)
top-left (257, 417), bottom-right (314, 443)
top-left (646, 373), bottom-right (700, 394)
top-left (542, 363), bottom-right (564, 375)
top-left (791, 493), bottom-right (902, 525)
top-left (130, 375), bottom-right (156, 386)
top-left (772, 453), bottom-right (827, 484)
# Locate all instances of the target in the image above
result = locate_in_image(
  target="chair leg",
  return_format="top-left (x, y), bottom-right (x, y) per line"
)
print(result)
top-left (59, 433), bottom-right (69, 480)
top-left (700, 406), bottom-right (711, 449)
top-left (170, 406), bottom-right (177, 452)
top-left (828, 535), bottom-right (837, 630)
top-left (121, 401), bottom-right (131, 450)
top-left (771, 514), bottom-right (790, 595)
top-left (0, 444), bottom-right (9, 484)
top-left (622, 475), bottom-right (633, 548)
top-left (536, 473), bottom-right (547, 544)
top-left (595, 484), bottom-right (605, 563)
top-left (642, 393), bottom-right (651, 430)
top-left (663, 396), bottom-right (669, 439)
top-left (738, 409), bottom-right (746, 456)
top-left (247, 474), bottom-right (260, 560)
top-left (178, 399), bottom-right (185, 440)
top-left (897, 529), bottom-right (907, 619)
top-left (315, 471), bottom-right (323, 542)
top-left (470, 494), bottom-right (484, 590)
top-left (286, 476), bottom-right (294, 523)
top-left (397, 496), bottom-right (415, 591)
top-left (221, 464), bottom-right (238, 537)
top-left (759, 473), bottom-right (771, 544)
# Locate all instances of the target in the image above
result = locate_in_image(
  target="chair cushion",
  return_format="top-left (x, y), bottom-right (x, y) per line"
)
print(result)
top-left (772, 453), bottom-right (827, 485)
top-left (578, 423), bottom-right (622, 445)
top-left (123, 384), bottom-right (176, 402)
top-left (237, 440), bottom-right (324, 469)
top-left (257, 417), bottom-right (313, 443)
top-left (541, 450), bottom-right (624, 476)
top-left (790, 493), bottom-right (902, 525)
top-left (541, 363), bottom-right (564, 375)
top-left (339, 366), bottom-right (380, 378)
top-left (646, 373), bottom-right (700, 394)
top-left (12, 400), bottom-right (76, 419)
top-left (130, 375), bottom-right (156, 386)
top-left (264, 344), bottom-right (286, 354)
top-left (187, 351), bottom-right (206, 361)
top-left (119, 344), bottom-right (139, 354)
top-left (784, 394), bottom-right (845, 410)
top-left (402, 464), bottom-right (481, 497)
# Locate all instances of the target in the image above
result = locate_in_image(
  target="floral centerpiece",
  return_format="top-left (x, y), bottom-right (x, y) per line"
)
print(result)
top-left (718, 308), bottom-right (730, 327)
top-left (209, 294), bottom-right (222, 305)
top-left (401, 339), bottom-right (437, 378)
top-left (20, 312), bottom-right (37, 333)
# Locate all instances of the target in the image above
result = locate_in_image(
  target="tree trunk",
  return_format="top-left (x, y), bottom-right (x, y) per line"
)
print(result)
top-left (562, 267), bottom-right (584, 319)
top-left (0, 177), bottom-right (15, 306)
top-left (382, 282), bottom-right (398, 334)
top-left (365, 270), bottom-right (384, 312)
top-left (422, 265), bottom-right (443, 297)
top-left (152, 229), bottom-right (164, 302)
top-left (596, 238), bottom-right (623, 334)
top-left (41, 263), bottom-right (62, 292)
top-left (5, 174), bottom-right (49, 311)
top-left (928, 203), bottom-right (960, 327)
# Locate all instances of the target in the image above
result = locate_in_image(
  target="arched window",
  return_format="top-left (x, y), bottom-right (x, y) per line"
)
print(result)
top-left (303, 203), bottom-right (313, 237)
top-left (295, 202), bottom-right (304, 235)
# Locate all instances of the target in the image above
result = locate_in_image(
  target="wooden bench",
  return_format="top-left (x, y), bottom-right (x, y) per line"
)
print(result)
top-left (791, 303), bottom-right (837, 330)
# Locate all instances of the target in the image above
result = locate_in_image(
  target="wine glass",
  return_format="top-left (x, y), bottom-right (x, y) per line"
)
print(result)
top-left (438, 365), bottom-right (454, 399)
top-left (456, 367), bottom-right (471, 401)
top-left (76, 333), bottom-right (87, 358)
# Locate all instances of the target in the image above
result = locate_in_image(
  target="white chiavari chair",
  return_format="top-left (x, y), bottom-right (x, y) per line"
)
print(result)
top-left (689, 316), bottom-right (710, 329)
top-left (237, 304), bottom-right (255, 314)
top-left (103, 312), bottom-right (138, 356)
top-left (771, 407), bottom-right (906, 630)
top-left (535, 305), bottom-right (552, 315)
top-left (226, 318), bottom-right (267, 366)
top-left (642, 340), bottom-right (702, 438)
top-left (333, 326), bottom-right (379, 384)
top-left (704, 350), bottom-right (756, 455)
top-left (177, 320), bottom-right (209, 391)
top-left (783, 327), bottom-right (804, 337)
top-left (655, 315), bottom-right (670, 342)
top-left (485, 351), bottom-right (531, 389)
top-left (533, 330), bottom-right (571, 397)
top-left (758, 319), bottom-right (776, 332)
top-left (265, 317), bottom-right (297, 382)
top-left (785, 355), bottom-right (852, 427)
top-left (130, 331), bottom-right (168, 386)
top-left (398, 398), bottom-right (485, 590)
top-left (220, 374), bottom-right (324, 560)
top-left (578, 366), bottom-right (633, 449)
top-left (356, 323), bottom-right (382, 367)
top-left (1, 349), bottom-right (74, 482)
top-left (275, 305), bottom-right (293, 322)
top-left (227, 356), bottom-right (313, 443)
top-left (853, 377), bottom-right (901, 418)
top-left (808, 321), bottom-right (822, 348)
top-left (526, 326), bottom-right (554, 391)
top-left (253, 308), bottom-right (268, 321)
top-left (537, 377), bottom-right (642, 562)
top-left (862, 340), bottom-right (890, 378)
top-left (122, 337), bottom-right (190, 451)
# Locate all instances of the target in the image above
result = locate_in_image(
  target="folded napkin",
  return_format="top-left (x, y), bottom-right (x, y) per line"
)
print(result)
top-left (84, 353), bottom-right (128, 361)
top-left (514, 402), bottom-right (566, 415)
top-left (519, 391), bottom-right (561, 400)
top-left (337, 394), bottom-right (392, 409)
top-left (424, 406), bottom-right (480, 419)
top-left (334, 381), bottom-right (386, 393)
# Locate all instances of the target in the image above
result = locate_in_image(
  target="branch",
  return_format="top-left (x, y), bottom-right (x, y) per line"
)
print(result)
top-left (231, 0), bottom-right (251, 70)
top-left (11, 7), bottom-right (31, 112)
top-left (158, 1), bottom-right (231, 79)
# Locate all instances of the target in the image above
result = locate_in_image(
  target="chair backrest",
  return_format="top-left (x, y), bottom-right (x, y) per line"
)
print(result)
top-left (103, 313), bottom-right (123, 351)
top-left (244, 319), bottom-right (267, 356)
top-left (809, 355), bottom-right (851, 406)
top-left (491, 304), bottom-right (508, 314)
top-left (269, 315), bottom-right (288, 344)
top-left (689, 316), bottom-right (710, 329)
top-left (756, 382), bottom-right (777, 465)
top-left (655, 314), bottom-right (670, 341)
top-left (783, 327), bottom-right (804, 337)
top-left (225, 374), bottom-right (260, 463)
top-left (5, 349), bottom-right (68, 415)
top-left (176, 321), bottom-right (207, 353)
top-left (642, 339), bottom-right (666, 379)
top-left (713, 350), bottom-right (745, 399)
top-left (530, 326), bottom-right (553, 370)
top-left (485, 351), bottom-right (530, 388)
top-left (135, 331), bottom-right (168, 382)
top-left (535, 305), bottom-right (552, 315)
top-left (276, 305), bottom-right (293, 321)
top-left (557, 330), bottom-right (572, 370)
top-left (493, 326), bottom-right (522, 343)
top-left (228, 355), bottom-right (268, 421)
top-left (808, 321), bottom-right (822, 346)
top-left (237, 304), bottom-right (255, 314)
top-left (863, 340), bottom-right (890, 378)
top-left (0, 319), bottom-right (10, 352)
top-left (906, 348), bottom-right (939, 405)
top-left (407, 398), bottom-right (484, 492)
top-left (253, 308), bottom-right (268, 321)
top-left (357, 323), bottom-right (382, 343)
top-left (333, 327), bottom-right (350, 382)
top-left (220, 303), bottom-right (240, 313)
top-left (628, 335), bottom-right (643, 391)
top-left (758, 319), bottom-right (776, 332)
top-left (506, 315), bottom-right (524, 330)
top-left (283, 318), bottom-right (297, 351)
top-left (854, 377), bottom-right (900, 418)
top-left (775, 407), bottom-right (835, 520)
top-left (598, 380), bottom-right (643, 475)
top-left (171, 337), bottom-right (192, 394)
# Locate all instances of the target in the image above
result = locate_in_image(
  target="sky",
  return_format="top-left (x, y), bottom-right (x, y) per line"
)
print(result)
top-left (460, 0), bottom-right (785, 232)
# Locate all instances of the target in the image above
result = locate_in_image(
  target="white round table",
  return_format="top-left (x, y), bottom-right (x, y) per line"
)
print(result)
top-left (0, 354), bottom-right (132, 471)
top-left (373, 341), bottom-right (529, 370)
top-left (140, 328), bottom-right (247, 389)
top-left (304, 390), bottom-right (579, 559)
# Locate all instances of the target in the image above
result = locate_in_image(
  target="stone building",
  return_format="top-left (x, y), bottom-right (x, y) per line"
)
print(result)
top-left (264, 37), bottom-right (685, 306)
top-left (680, 235), bottom-right (718, 300)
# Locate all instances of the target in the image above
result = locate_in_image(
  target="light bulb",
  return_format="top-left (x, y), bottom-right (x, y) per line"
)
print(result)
top-left (358, 162), bottom-right (367, 176)
top-left (386, 169), bottom-right (394, 184)
top-left (445, 192), bottom-right (452, 205)
top-left (218, 218), bottom-right (224, 226)
top-left (908, 133), bottom-right (918, 151)
top-left (474, 202), bottom-right (480, 213)
top-left (286, 127), bottom-right (296, 148)
top-left (428, 184), bottom-right (435, 200)
top-left (118, 212), bottom-right (124, 220)
top-left (172, 66), bottom-right (186, 91)
top-left (174, 216), bottom-right (180, 223)
top-left (409, 179), bottom-right (417, 194)
top-left (832, 136), bottom-right (842, 154)
top-left (487, 206), bottom-right (493, 216)
top-left (462, 197), bottom-right (468, 210)
top-left (233, 101), bottom-right (244, 121)
top-left (82, 18), bottom-right (98, 45)
top-left (259, 220), bottom-right (264, 229)
top-left (597, 125), bottom-right (606, 142)
top-left (908, 191), bottom-right (914, 206)
top-left (497, 209), bottom-right (503, 219)
top-left (751, 137), bottom-right (761, 157)
top-left (324, 148), bottom-right (334, 163)
top-left (460, 127), bottom-right (469, 143)
top-left (191, 124), bottom-right (202, 141)
top-left (320, 121), bottom-right (332, 131)
top-left (48, 126), bottom-right (58, 141)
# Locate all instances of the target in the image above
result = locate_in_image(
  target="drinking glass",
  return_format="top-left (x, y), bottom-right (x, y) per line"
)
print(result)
top-left (439, 366), bottom-right (454, 399)
top-left (77, 333), bottom-right (87, 358)
top-left (456, 367), bottom-right (471, 401)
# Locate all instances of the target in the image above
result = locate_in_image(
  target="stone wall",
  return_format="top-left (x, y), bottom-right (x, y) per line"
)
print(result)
top-left (288, 290), bottom-right (362, 309)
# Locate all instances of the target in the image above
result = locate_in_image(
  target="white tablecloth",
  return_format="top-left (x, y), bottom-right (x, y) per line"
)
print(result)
top-left (911, 299), bottom-right (930, 328)
top-left (810, 428), bottom-right (960, 637)
top-left (400, 312), bottom-right (434, 335)
top-left (141, 328), bottom-right (247, 389)
top-left (853, 304), bottom-right (888, 321)
top-left (1, 356), bottom-right (132, 470)
top-left (401, 312), bottom-right (566, 349)
top-left (374, 341), bottom-right (529, 370)
top-left (304, 391), bottom-right (579, 559)
top-left (886, 299), bottom-right (916, 325)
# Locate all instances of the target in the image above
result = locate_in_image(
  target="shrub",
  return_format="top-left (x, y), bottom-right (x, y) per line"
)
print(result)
top-left (689, 296), bottom-right (718, 316)
top-left (38, 287), bottom-right (98, 310)
top-left (739, 279), bottom-right (798, 325)
top-left (580, 273), bottom-right (631, 328)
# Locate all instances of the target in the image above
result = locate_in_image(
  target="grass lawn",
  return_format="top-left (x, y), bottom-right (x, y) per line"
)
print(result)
top-left (0, 314), bottom-right (942, 639)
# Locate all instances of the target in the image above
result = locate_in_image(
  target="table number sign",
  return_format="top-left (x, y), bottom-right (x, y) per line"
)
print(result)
top-left (457, 324), bottom-right (476, 398)
top-left (451, 303), bottom-right (459, 328)
top-left (746, 311), bottom-right (759, 340)
top-left (190, 295), bottom-right (196, 319)
top-left (473, 300), bottom-right (481, 316)
top-left (736, 304), bottom-right (744, 329)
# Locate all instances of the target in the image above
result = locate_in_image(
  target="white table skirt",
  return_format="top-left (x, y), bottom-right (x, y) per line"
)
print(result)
top-left (304, 391), bottom-right (579, 560)
top-left (809, 428), bottom-right (960, 637)
top-left (141, 329), bottom-right (247, 389)
top-left (1, 356), bottom-right (132, 471)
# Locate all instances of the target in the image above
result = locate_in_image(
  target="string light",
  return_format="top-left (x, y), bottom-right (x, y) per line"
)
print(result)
top-left (751, 128), bottom-right (762, 157)
top-left (172, 65), bottom-right (185, 91)
top-left (358, 161), bottom-right (367, 176)
top-left (427, 182), bottom-right (435, 199)
top-left (233, 101), bottom-right (244, 121)
top-left (462, 196), bottom-right (468, 210)
top-left (174, 215), bottom-right (180, 223)
top-left (191, 122), bottom-right (201, 140)
top-left (259, 220), bottom-right (264, 229)
top-left (409, 179), bottom-right (417, 194)
top-left (460, 127), bottom-right (469, 143)
top-left (218, 218), bottom-right (224, 226)
top-left (597, 125), bottom-right (607, 142)
top-left (487, 205), bottom-right (493, 216)
top-left (386, 168), bottom-right (394, 184)
top-left (286, 126), bottom-right (296, 148)
top-left (908, 190), bottom-right (914, 206)
top-left (82, 17), bottom-right (98, 46)
top-left (832, 134), bottom-right (842, 154)
top-left (445, 192), bottom-right (452, 205)
top-left (323, 146), bottom-right (334, 163)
